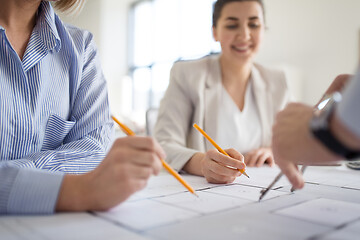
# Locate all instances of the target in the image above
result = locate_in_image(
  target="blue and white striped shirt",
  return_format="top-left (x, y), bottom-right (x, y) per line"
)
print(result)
top-left (0, 2), bottom-right (114, 214)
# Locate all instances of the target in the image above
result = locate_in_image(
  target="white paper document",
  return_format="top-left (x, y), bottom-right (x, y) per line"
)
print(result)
top-left (303, 167), bottom-right (360, 189)
top-left (127, 174), bottom-right (229, 202)
top-left (275, 198), bottom-right (360, 227)
top-left (321, 220), bottom-right (360, 240)
top-left (234, 166), bottom-right (290, 189)
top-left (154, 191), bottom-right (251, 214)
top-left (96, 199), bottom-right (199, 231)
top-left (0, 213), bottom-right (147, 240)
top-left (205, 184), bottom-right (289, 201)
top-left (126, 175), bottom-right (188, 202)
top-left (177, 174), bottom-right (224, 190)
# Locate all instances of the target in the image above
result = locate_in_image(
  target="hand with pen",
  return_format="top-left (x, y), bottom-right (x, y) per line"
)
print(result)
top-left (184, 149), bottom-right (246, 184)
top-left (182, 124), bottom-right (247, 184)
top-left (57, 137), bottom-right (165, 211)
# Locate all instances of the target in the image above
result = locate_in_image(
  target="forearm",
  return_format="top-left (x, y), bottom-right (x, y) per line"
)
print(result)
top-left (56, 174), bottom-right (91, 212)
top-left (330, 113), bottom-right (360, 151)
top-left (183, 152), bottom-right (205, 176)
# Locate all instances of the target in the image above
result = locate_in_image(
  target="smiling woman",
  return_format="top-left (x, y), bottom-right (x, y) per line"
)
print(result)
top-left (212, 0), bottom-right (265, 73)
top-left (154, 0), bottom-right (292, 184)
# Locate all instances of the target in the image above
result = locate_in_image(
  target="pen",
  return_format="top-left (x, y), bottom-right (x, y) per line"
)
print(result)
top-left (111, 116), bottom-right (198, 197)
top-left (193, 123), bottom-right (249, 178)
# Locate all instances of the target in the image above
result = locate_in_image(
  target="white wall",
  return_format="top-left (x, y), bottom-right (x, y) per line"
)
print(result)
top-left (258, 0), bottom-right (360, 104)
top-left (58, 0), bottom-right (360, 111)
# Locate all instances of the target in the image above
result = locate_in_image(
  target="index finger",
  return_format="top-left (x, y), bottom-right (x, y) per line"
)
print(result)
top-left (208, 149), bottom-right (245, 170)
top-left (277, 159), bottom-right (305, 190)
top-left (225, 148), bottom-right (244, 162)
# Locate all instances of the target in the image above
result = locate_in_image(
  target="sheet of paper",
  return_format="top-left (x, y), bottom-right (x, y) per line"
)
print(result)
top-left (154, 191), bottom-right (251, 214)
top-left (96, 199), bottom-right (199, 231)
top-left (275, 198), bottom-right (360, 227)
top-left (127, 174), bottom-right (227, 202)
top-left (178, 174), bottom-right (225, 190)
top-left (145, 204), bottom-right (331, 240)
top-left (234, 166), bottom-right (290, 189)
top-left (205, 184), bottom-right (290, 202)
top-left (303, 167), bottom-right (360, 188)
top-left (0, 213), bottom-right (147, 240)
top-left (343, 180), bottom-right (360, 190)
top-left (126, 175), bottom-right (188, 202)
top-left (321, 220), bottom-right (360, 240)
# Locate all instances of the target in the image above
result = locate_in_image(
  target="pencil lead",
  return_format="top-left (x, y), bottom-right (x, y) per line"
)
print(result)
top-left (243, 172), bottom-right (250, 178)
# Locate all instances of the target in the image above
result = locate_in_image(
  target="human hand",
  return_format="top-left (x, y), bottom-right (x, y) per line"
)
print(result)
top-left (272, 103), bottom-right (340, 190)
top-left (244, 147), bottom-right (275, 167)
top-left (57, 137), bottom-right (165, 211)
top-left (200, 148), bottom-right (245, 184)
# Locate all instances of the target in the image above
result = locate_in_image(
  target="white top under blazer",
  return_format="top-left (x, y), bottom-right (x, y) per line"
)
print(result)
top-left (154, 54), bottom-right (292, 171)
top-left (217, 79), bottom-right (262, 153)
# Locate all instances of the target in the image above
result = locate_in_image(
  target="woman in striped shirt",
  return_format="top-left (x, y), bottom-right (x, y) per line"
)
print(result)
top-left (0, 0), bottom-right (164, 214)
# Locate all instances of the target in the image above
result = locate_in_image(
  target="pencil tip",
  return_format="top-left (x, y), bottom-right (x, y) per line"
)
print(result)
top-left (194, 192), bottom-right (199, 198)
top-left (243, 173), bottom-right (250, 178)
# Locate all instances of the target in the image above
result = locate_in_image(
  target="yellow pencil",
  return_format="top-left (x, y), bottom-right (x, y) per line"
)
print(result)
top-left (111, 116), bottom-right (198, 197)
top-left (193, 123), bottom-right (249, 178)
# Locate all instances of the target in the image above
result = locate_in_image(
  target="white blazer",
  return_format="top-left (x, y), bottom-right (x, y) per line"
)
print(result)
top-left (154, 54), bottom-right (291, 171)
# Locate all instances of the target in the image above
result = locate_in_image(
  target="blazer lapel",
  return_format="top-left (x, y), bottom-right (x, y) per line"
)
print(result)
top-left (251, 66), bottom-right (272, 146)
top-left (203, 55), bottom-right (222, 151)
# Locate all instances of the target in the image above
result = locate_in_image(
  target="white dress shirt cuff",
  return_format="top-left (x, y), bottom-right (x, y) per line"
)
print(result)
top-left (6, 168), bottom-right (64, 214)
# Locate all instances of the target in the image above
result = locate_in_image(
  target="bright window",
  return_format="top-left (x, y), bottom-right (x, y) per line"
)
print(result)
top-left (129, 0), bottom-right (220, 124)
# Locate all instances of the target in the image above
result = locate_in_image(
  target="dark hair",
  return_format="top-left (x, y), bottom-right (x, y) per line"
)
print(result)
top-left (212, 0), bottom-right (265, 27)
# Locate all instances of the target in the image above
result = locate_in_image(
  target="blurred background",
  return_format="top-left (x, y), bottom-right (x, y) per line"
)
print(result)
top-left (59, 0), bottom-right (360, 132)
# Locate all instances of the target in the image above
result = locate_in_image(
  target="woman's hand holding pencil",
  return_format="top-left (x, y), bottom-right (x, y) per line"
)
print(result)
top-left (68, 136), bottom-right (164, 211)
top-left (189, 149), bottom-right (246, 184)
top-left (189, 123), bottom-right (249, 184)
top-left (112, 116), bottom-right (198, 197)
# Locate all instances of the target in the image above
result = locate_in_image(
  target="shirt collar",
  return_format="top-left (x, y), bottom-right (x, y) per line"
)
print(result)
top-left (35, 1), bottom-right (61, 52)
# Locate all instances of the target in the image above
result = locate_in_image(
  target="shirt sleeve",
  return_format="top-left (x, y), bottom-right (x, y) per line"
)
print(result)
top-left (153, 63), bottom-right (198, 171)
top-left (8, 32), bottom-right (114, 174)
top-left (0, 163), bottom-right (64, 215)
top-left (336, 69), bottom-right (360, 138)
